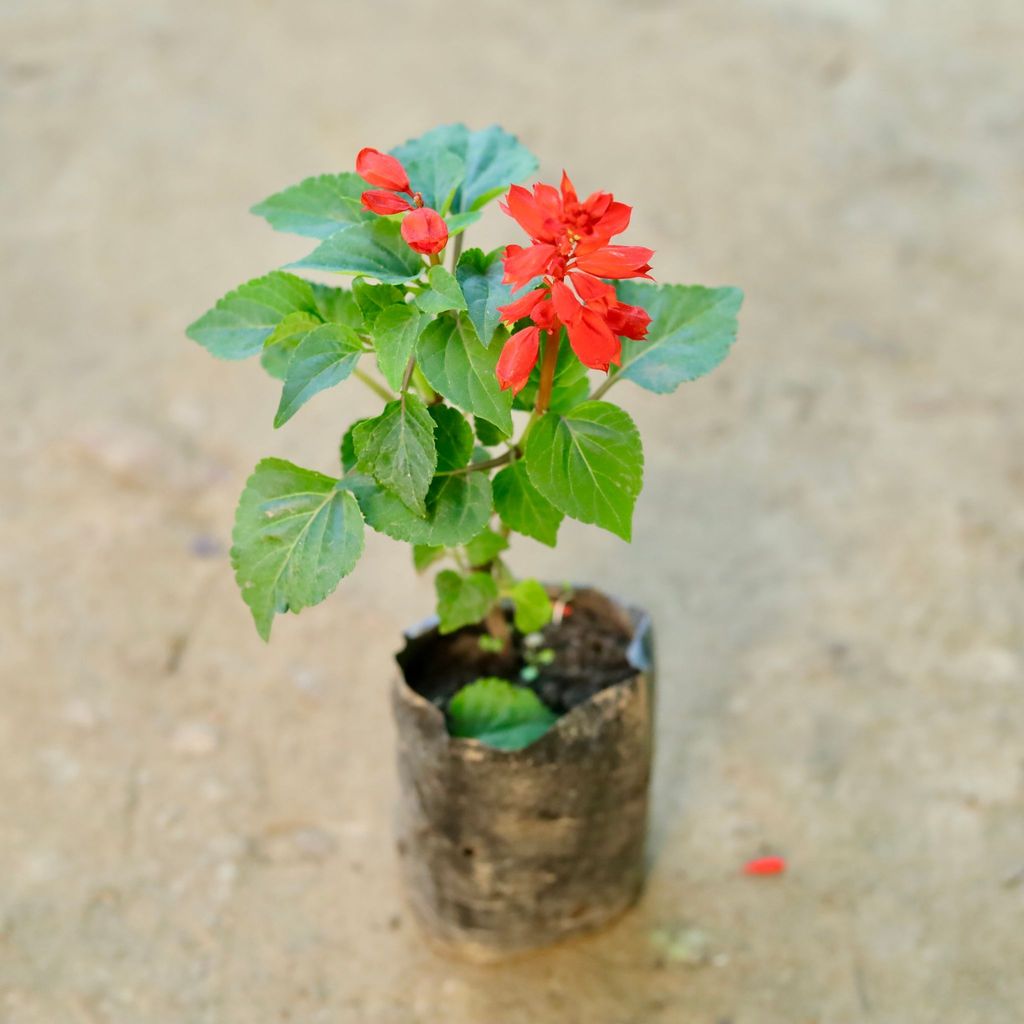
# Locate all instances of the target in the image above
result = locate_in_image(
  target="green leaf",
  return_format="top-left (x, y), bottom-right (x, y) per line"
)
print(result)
top-left (289, 219), bottom-right (423, 284)
top-left (435, 570), bottom-right (499, 634)
top-left (372, 303), bottom-right (426, 391)
top-left (524, 401), bottom-right (643, 541)
top-left (447, 677), bottom-right (557, 750)
top-left (251, 172), bottom-right (371, 239)
top-left (311, 284), bottom-right (363, 327)
top-left (514, 332), bottom-right (590, 413)
top-left (429, 404), bottom-right (474, 472)
top-left (352, 395), bottom-right (437, 516)
top-left (415, 266), bottom-right (467, 315)
top-left (392, 124), bottom-right (538, 214)
top-left (509, 579), bottom-right (552, 634)
top-left (417, 316), bottom-right (513, 434)
top-left (349, 470), bottom-right (491, 547)
top-left (275, 323), bottom-right (363, 427)
top-left (456, 248), bottom-right (515, 348)
top-left (187, 272), bottom-right (318, 360)
top-left (231, 459), bottom-right (364, 640)
top-left (445, 210), bottom-right (483, 236)
top-left (413, 544), bottom-right (445, 572)
top-left (260, 311), bottom-right (322, 380)
top-left (464, 528), bottom-right (508, 567)
top-left (492, 461), bottom-right (562, 547)
top-left (403, 148), bottom-right (465, 213)
top-left (474, 416), bottom-right (510, 447)
top-left (340, 418), bottom-right (371, 474)
top-left (612, 282), bottom-right (743, 393)
top-left (352, 279), bottom-right (404, 329)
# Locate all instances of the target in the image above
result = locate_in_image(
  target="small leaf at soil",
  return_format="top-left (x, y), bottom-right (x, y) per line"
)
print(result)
top-left (447, 677), bottom-right (557, 750)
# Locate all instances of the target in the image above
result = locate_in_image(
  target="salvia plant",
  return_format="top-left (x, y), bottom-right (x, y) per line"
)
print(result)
top-left (187, 124), bottom-right (743, 650)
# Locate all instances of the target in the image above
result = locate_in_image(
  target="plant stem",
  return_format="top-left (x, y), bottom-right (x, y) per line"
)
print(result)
top-left (589, 371), bottom-right (617, 402)
top-left (534, 329), bottom-right (560, 416)
top-left (354, 367), bottom-right (395, 402)
top-left (450, 231), bottom-right (465, 271)
top-left (400, 354), bottom-right (417, 394)
top-left (484, 602), bottom-right (511, 651)
top-left (435, 449), bottom-right (517, 477)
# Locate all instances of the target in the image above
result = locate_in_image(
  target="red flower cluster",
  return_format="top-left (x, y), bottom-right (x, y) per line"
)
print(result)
top-left (356, 148), bottom-right (448, 256)
top-left (495, 173), bottom-right (654, 393)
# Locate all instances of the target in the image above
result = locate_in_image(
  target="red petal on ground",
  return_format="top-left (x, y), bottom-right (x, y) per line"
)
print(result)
top-left (400, 207), bottom-right (448, 255)
top-left (743, 856), bottom-right (787, 876)
top-left (355, 148), bottom-right (410, 193)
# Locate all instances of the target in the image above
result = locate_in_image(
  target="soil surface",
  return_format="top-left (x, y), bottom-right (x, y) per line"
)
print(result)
top-left (3, 2), bottom-right (1023, 1023)
top-left (400, 588), bottom-right (638, 714)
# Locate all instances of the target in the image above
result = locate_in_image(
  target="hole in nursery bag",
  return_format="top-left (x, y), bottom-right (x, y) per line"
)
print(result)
top-left (397, 587), bottom-right (638, 716)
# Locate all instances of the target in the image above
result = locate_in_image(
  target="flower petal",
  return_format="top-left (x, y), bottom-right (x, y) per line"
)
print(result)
top-left (496, 326), bottom-right (541, 394)
top-left (501, 184), bottom-right (558, 243)
top-left (565, 307), bottom-right (622, 372)
top-left (401, 207), bottom-right (448, 255)
top-left (356, 148), bottom-right (411, 193)
top-left (575, 245), bottom-right (654, 279)
top-left (569, 271), bottom-right (615, 302)
top-left (361, 189), bottom-right (414, 215)
top-left (550, 280), bottom-right (582, 324)
top-left (502, 242), bottom-right (557, 289)
top-left (497, 287), bottom-right (547, 325)
top-left (606, 300), bottom-right (651, 340)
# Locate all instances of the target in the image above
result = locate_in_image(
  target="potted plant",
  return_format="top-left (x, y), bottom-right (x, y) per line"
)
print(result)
top-left (187, 124), bottom-right (742, 960)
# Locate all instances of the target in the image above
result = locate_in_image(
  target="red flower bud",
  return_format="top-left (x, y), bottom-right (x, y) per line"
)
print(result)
top-left (401, 207), bottom-right (448, 255)
top-left (361, 189), bottom-right (414, 215)
top-left (356, 147), bottom-right (411, 193)
top-left (496, 326), bottom-right (541, 394)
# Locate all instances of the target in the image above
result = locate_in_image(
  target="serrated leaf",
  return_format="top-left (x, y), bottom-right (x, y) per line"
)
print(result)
top-left (415, 265), bottom-right (467, 315)
top-left (251, 172), bottom-right (372, 239)
top-left (447, 677), bottom-right (557, 750)
top-left (417, 316), bottom-right (513, 434)
top-left (413, 544), bottom-right (445, 572)
top-left (474, 416), bottom-right (510, 447)
top-left (403, 148), bottom-right (465, 213)
top-left (231, 459), bottom-right (364, 640)
top-left (392, 124), bottom-right (539, 215)
top-left (340, 417), bottom-right (371, 474)
top-left (612, 282), bottom-right (743, 393)
top-left (429, 404), bottom-right (474, 472)
top-left (311, 283), bottom-right (363, 327)
top-left (348, 470), bottom-right (491, 547)
top-left (353, 279), bottom-right (404, 329)
top-left (289, 219), bottom-right (423, 284)
top-left (187, 272), bottom-right (318, 360)
top-left (435, 570), bottom-right (498, 634)
top-left (464, 528), bottom-right (508, 567)
top-left (261, 311), bottom-right (322, 380)
top-left (524, 401), bottom-right (643, 541)
top-left (352, 395), bottom-right (437, 515)
top-left (492, 461), bottom-right (562, 547)
top-left (372, 303), bottom-right (425, 391)
top-left (456, 248), bottom-right (515, 348)
top-left (275, 323), bottom-right (363, 427)
top-left (444, 210), bottom-right (483, 236)
top-left (509, 578), bottom-right (552, 633)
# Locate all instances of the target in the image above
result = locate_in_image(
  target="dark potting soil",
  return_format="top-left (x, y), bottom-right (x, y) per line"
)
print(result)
top-left (397, 587), bottom-right (638, 716)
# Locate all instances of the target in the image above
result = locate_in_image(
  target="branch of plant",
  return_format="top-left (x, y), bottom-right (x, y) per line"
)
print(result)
top-left (353, 367), bottom-right (396, 402)
top-left (588, 371), bottom-right (619, 402)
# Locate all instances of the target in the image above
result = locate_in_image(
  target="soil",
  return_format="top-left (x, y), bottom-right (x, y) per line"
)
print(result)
top-left (398, 588), bottom-right (639, 715)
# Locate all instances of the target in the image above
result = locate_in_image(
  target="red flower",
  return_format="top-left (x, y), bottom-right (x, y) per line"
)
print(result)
top-left (356, 148), bottom-right (411, 193)
top-left (401, 207), bottom-right (448, 255)
top-left (495, 172), bottom-right (653, 386)
top-left (495, 325), bottom-right (541, 395)
top-left (356, 147), bottom-right (449, 257)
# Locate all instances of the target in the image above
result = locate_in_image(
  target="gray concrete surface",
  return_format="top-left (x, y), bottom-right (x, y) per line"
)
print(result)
top-left (2, 1), bottom-right (1023, 1021)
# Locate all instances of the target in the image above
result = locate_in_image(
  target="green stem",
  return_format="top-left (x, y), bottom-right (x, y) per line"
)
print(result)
top-left (450, 231), bottom-right (465, 271)
top-left (589, 371), bottom-right (617, 401)
top-left (353, 367), bottom-right (395, 402)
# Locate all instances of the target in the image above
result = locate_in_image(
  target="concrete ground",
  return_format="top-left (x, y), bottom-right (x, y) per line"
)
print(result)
top-left (2, 0), bottom-right (1022, 1021)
